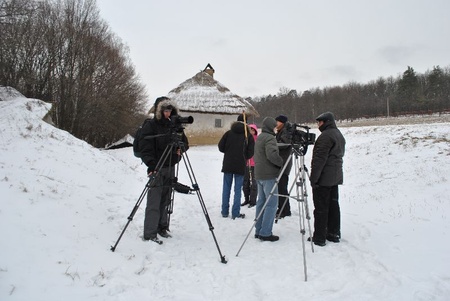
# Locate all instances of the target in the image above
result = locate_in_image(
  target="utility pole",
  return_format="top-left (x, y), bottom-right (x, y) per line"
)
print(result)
top-left (386, 96), bottom-right (390, 117)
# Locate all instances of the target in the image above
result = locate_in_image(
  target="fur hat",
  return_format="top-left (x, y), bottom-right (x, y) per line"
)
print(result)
top-left (275, 114), bottom-right (288, 123)
top-left (155, 98), bottom-right (178, 120)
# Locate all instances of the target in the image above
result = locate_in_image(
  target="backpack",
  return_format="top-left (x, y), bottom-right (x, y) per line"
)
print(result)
top-left (133, 118), bottom-right (152, 158)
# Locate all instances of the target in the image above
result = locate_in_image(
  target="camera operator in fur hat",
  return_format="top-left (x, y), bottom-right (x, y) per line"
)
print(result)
top-left (139, 97), bottom-right (189, 244)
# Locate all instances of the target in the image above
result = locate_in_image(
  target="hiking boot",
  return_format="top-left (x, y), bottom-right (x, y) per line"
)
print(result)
top-left (232, 213), bottom-right (245, 220)
top-left (248, 203), bottom-right (256, 208)
top-left (241, 201), bottom-right (250, 206)
top-left (143, 236), bottom-right (163, 244)
top-left (222, 214), bottom-right (229, 218)
top-left (307, 237), bottom-right (326, 246)
top-left (259, 235), bottom-right (279, 242)
top-left (326, 234), bottom-right (340, 243)
top-left (158, 229), bottom-right (172, 238)
top-left (254, 234), bottom-right (260, 239)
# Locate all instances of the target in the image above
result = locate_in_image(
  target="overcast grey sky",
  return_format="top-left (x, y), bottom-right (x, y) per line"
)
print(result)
top-left (97, 0), bottom-right (450, 103)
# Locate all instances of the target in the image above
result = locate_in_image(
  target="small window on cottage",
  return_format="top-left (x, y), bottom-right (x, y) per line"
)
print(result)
top-left (214, 119), bottom-right (222, 128)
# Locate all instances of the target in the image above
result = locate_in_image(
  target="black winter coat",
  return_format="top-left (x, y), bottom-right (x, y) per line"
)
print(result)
top-left (139, 99), bottom-right (189, 173)
top-left (276, 123), bottom-right (293, 175)
top-left (310, 121), bottom-right (346, 187)
top-left (218, 122), bottom-right (255, 175)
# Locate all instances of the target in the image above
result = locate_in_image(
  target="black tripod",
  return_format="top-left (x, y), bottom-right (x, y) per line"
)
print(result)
top-left (110, 132), bottom-right (227, 264)
top-left (235, 143), bottom-right (314, 280)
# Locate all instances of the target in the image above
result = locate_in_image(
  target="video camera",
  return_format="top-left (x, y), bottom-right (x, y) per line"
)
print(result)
top-left (169, 115), bottom-right (194, 132)
top-left (285, 122), bottom-right (316, 154)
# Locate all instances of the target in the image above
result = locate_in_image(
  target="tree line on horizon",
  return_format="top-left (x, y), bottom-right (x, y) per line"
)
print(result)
top-left (250, 65), bottom-right (450, 125)
top-left (1, 0), bottom-right (449, 148)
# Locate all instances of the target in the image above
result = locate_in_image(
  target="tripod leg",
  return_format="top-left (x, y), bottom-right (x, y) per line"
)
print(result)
top-left (299, 159), bottom-right (314, 253)
top-left (236, 171), bottom-right (281, 256)
top-left (111, 144), bottom-right (174, 252)
top-left (181, 151), bottom-right (228, 264)
top-left (275, 173), bottom-right (298, 223)
top-left (110, 176), bottom-right (155, 251)
top-left (271, 154), bottom-right (294, 222)
top-left (166, 164), bottom-right (179, 231)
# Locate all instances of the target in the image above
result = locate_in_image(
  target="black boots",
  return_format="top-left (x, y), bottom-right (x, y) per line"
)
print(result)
top-left (326, 233), bottom-right (340, 243)
top-left (158, 229), bottom-right (172, 238)
top-left (232, 213), bottom-right (246, 220)
top-left (259, 235), bottom-right (279, 242)
top-left (307, 236), bottom-right (326, 247)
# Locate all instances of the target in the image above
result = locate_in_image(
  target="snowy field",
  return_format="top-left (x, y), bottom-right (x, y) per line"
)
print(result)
top-left (1, 95), bottom-right (449, 300)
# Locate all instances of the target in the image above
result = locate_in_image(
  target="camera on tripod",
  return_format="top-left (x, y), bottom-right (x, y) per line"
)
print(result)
top-left (170, 115), bottom-right (194, 132)
top-left (286, 122), bottom-right (316, 153)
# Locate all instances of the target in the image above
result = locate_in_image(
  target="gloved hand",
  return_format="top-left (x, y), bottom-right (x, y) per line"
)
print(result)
top-left (310, 180), bottom-right (319, 189)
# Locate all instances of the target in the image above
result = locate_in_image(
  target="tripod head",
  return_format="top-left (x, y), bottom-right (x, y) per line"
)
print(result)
top-left (143, 120), bottom-right (190, 150)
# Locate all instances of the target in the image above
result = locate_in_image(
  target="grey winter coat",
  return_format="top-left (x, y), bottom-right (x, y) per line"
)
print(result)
top-left (310, 120), bottom-right (346, 187)
top-left (254, 117), bottom-right (283, 180)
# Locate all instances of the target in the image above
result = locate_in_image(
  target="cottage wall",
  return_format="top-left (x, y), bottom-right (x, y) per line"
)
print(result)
top-left (179, 112), bottom-right (243, 145)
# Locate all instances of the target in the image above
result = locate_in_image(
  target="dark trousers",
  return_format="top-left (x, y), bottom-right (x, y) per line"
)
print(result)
top-left (243, 166), bottom-right (257, 205)
top-left (277, 174), bottom-right (291, 215)
top-left (312, 185), bottom-right (341, 243)
top-left (143, 167), bottom-right (174, 239)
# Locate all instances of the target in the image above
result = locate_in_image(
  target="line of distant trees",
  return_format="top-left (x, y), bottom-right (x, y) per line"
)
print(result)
top-left (2, 0), bottom-right (450, 148)
top-left (0, 0), bottom-right (147, 147)
top-left (250, 65), bottom-right (450, 124)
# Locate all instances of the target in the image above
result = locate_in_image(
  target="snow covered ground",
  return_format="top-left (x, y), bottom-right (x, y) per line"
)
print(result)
top-left (1, 94), bottom-right (449, 300)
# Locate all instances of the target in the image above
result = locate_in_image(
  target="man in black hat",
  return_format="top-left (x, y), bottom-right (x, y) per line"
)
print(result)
top-left (275, 114), bottom-right (292, 218)
top-left (309, 111), bottom-right (346, 246)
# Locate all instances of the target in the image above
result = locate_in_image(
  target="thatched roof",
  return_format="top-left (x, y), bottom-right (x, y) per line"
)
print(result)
top-left (166, 69), bottom-right (259, 117)
top-left (104, 134), bottom-right (134, 150)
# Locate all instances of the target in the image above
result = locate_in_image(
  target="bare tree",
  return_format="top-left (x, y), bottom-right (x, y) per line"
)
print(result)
top-left (0, 0), bottom-right (147, 147)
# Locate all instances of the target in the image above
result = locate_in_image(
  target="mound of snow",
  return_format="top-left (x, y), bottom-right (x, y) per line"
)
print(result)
top-left (1, 93), bottom-right (450, 300)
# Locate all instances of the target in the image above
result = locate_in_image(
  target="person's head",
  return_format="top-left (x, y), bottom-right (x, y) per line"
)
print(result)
top-left (315, 111), bottom-right (335, 127)
top-left (262, 117), bottom-right (277, 134)
top-left (162, 104), bottom-right (173, 120)
top-left (275, 114), bottom-right (288, 130)
top-left (249, 124), bottom-right (258, 136)
top-left (154, 96), bottom-right (169, 110)
top-left (155, 97), bottom-right (178, 120)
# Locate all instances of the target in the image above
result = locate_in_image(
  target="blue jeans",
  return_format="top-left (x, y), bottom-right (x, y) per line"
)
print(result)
top-left (255, 178), bottom-right (278, 237)
top-left (221, 173), bottom-right (244, 218)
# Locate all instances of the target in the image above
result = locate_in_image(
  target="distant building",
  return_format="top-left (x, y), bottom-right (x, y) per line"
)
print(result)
top-left (164, 64), bottom-right (259, 144)
top-left (104, 134), bottom-right (134, 150)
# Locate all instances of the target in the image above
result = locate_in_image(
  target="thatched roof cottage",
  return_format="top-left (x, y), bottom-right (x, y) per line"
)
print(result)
top-left (165, 64), bottom-right (259, 144)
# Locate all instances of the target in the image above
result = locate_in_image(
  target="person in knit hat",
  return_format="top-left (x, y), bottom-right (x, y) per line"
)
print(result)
top-left (275, 114), bottom-right (293, 218)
